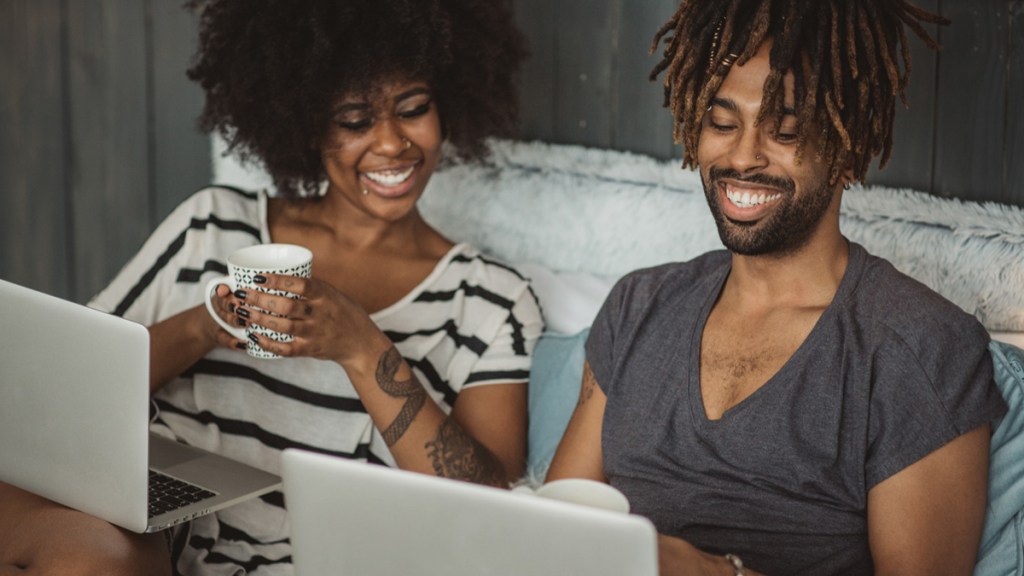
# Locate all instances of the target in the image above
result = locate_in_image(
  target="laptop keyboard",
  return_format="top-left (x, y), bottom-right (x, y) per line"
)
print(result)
top-left (148, 470), bottom-right (218, 518)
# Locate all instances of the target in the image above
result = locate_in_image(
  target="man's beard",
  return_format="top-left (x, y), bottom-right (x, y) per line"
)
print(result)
top-left (702, 166), bottom-right (835, 257)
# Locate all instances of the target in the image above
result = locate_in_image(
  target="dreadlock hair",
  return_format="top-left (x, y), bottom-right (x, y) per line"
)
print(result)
top-left (186, 0), bottom-right (526, 198)
top-left (650, 0), bottom-right (948, 185)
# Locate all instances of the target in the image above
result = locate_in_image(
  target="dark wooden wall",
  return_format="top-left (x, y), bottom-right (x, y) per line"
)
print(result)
top-left (515, 0), bottom-right (1024, 205)
top-left (1, 0), bottom-right (1021, 304)
top-left (0, 0), bottom-right (209, 303)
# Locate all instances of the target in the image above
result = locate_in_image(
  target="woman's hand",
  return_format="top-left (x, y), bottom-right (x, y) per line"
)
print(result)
top-left (147, 288), bottom-right (249, 392)
top-left (229, 273), bottom-right (381, 366)
top-left (206, 283), bottom-right (249, 351)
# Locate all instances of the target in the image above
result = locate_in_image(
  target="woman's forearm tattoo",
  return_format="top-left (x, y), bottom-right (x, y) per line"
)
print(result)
top-left (425, 418), bottom-right (507, 487)
top-left (376, 346), bottom-right (427, 447)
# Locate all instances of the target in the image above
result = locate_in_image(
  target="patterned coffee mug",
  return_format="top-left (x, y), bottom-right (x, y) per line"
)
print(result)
top-left (534, 479), bottom-right (630, 513)
top-left (204, 243), bottom-right (313, 359)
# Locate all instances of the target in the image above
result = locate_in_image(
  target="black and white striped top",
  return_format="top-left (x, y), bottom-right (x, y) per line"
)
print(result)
top-left (89, 186), bottom-right (544, 575)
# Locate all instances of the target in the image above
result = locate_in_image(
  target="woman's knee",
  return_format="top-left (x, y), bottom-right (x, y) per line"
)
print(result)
top-left (0, 482), bottom-right (171, 576)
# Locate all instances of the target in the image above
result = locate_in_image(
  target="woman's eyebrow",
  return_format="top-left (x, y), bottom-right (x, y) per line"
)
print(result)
top-left (332, 87), bottom-right (430, 114)
top-left (332, 102), bottom-right (371, 115)
top-left (394, 87), bottom-right (432, 104)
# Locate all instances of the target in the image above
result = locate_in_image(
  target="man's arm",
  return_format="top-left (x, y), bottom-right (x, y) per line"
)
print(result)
top-left (548, 361), bottom-right (767, 575)
top-left (664, 423), bottom-right (991, 576)
top-left (545, 360), bottom-right (606, 482)
top-left (867, 424), bottom-right (991, 576)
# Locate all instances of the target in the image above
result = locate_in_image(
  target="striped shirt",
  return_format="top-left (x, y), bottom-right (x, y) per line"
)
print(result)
top-left (89, 186), bottom-right (544, 575)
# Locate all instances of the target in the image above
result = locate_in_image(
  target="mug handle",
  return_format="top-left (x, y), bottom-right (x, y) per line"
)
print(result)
top-left (204, 275), bottom-right (247, 340)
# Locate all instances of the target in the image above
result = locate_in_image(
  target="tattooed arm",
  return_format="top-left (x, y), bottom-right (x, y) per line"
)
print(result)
top-left (373, 346), bottom-right (524, 487)
top-left (424, 418), bottom-right (507, 487)
top-left (232, 274), bottom-right (528, 487)
top-left (545, 360), bottom-right (606, 482)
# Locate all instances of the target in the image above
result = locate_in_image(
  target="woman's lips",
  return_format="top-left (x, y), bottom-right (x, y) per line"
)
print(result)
top-left (360, 162), bottom-right (419, 198)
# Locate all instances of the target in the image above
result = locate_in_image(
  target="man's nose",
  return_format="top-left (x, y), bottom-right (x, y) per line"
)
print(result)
top-left (728, 130), bottom-right (768, 173)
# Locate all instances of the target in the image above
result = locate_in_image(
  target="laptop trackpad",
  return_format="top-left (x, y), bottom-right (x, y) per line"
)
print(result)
top-left (149, 434), bottom-right (205, 469)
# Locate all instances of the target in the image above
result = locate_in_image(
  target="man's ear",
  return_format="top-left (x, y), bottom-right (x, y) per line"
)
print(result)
top-left (829, 157), bottom-right (856, 190)
top-left (839, 169), bottom-right (855, 190)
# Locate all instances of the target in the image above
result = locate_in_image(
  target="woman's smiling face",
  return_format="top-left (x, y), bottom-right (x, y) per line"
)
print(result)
top-left (321, 77), bottom-right (443, 222)
top-left (697, 41), bottom-right (841, 257)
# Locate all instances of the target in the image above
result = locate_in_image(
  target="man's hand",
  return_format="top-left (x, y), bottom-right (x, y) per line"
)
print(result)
top-left (658, 534), bottom-right (766, 576)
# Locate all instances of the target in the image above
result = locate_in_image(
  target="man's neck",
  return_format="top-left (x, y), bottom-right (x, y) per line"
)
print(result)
top-left (724, 228), bottom-right (850, 312)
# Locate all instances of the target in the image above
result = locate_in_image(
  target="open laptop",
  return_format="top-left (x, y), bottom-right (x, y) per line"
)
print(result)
top-left (0, 278), bottom-right (281, 533)
top-left (282, 448), bottom-right (659, 576)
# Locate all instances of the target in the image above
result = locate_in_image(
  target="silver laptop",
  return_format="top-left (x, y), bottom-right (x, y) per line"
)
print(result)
top-left (282, 448), bottom-right (659, 576)
top-left (0, 278), bottom-right (281, 533)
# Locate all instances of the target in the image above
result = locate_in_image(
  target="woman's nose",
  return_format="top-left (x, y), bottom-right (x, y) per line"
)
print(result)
top-left (370, 119), bottom-right (407, 156)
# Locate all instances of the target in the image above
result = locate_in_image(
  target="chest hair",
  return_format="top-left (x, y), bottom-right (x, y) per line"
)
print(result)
top-left (699, 307), bottom-right (820, 419)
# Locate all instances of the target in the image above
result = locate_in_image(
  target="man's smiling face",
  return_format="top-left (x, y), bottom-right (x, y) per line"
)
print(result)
top-left (697, 40), bottom-right (840, 257)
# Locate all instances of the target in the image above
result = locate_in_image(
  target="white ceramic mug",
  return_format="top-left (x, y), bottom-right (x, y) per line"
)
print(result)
top-left (204, 243), bottom-right (313, 359)
top-left (534, 478), bottom-right (630, 513)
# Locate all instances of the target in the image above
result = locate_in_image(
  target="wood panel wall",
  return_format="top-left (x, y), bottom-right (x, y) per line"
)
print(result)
top-left (1, 0), bottom-right (1020, 304)
top-left (515, 0), bottom-right (1024, 205)
top-left (0, 0), bottom-right (209, 303)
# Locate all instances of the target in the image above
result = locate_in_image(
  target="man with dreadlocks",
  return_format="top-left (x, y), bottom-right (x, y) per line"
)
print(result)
top-left (547, 1), bottom-right (1006, 574)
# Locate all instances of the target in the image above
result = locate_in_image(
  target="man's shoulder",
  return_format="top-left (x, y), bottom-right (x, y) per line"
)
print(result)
top-left (849, 246), bottom-right (988, 348)
top-left (600, 250), bottom-right (729, 320)
top-left (617, 250), bottom-right (730, 292)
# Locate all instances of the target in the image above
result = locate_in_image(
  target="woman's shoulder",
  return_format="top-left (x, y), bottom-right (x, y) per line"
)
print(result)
top-left (424, 244), bottom-right (542, 326)
top-left (153, 185), bottom-right (266, 241)
top-left (178, 185), bottom-right (263, 216)
top-left (440, 244), bottom-right (532, 295)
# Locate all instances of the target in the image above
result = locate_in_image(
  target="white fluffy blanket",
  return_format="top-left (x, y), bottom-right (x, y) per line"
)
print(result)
top-left (212, 136), bottom-right (1024, 335)
top-left (421, 139), bottom-right (1024, 335)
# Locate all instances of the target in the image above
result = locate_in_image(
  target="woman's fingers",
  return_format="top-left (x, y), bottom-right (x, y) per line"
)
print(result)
top-left (230, 275), bottom-right (373, 363)
top-left (236, 306), bottom-right (297, 336)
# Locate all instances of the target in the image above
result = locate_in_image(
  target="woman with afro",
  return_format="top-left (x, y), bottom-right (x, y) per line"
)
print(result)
top-left (0, 1), bottom-right (540, 574)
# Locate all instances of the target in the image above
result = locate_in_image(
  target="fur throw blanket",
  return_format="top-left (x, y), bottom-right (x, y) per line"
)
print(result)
top-left (421, 139), bottom-right (1024, 334)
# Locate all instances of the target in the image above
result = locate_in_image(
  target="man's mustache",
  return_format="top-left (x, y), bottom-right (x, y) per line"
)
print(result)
top-left (707, 167), bottom-right (795, 194)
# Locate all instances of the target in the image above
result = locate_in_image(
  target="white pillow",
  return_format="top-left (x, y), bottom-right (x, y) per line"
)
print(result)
top-left (516, 263), bottom-right (617, 335)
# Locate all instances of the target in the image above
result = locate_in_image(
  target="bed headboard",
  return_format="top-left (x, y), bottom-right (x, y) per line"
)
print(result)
top-left (419, 139), bottom-right (1024, 344)
top-left (213, 137), bottom-right (1024, 345)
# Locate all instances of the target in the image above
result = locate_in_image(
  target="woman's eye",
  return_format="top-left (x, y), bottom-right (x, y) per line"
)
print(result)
top-left (398, 102), bottom-right (431, 119)
top-left (337, 118), bottom-right (371, 131)
top-left (709, 121), bottom-right (734, 133)
top-left (775, 132), bottom-right (798, 143)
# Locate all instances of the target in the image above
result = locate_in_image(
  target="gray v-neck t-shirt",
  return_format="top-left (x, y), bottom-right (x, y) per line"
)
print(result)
top-left (587, 242), bottom-right (1006, 575)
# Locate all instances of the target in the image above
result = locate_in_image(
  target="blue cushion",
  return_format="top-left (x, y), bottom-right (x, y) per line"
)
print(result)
top-left (975, 340), bottom-right (1024, 576)
top-left (527, 329), bottom-right (589, 482)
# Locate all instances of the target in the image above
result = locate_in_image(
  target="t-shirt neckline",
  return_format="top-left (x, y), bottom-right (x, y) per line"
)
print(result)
top-left (257, 189), bottom-right (470, 321)
top-left (688, 242), bottom-right (865, 424)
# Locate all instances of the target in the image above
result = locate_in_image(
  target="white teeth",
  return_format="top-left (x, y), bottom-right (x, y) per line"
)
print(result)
top-left (726, 185), bottom-right (781, 208)
top-left (364, 166), bottom-right (414, 187)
